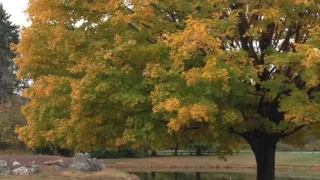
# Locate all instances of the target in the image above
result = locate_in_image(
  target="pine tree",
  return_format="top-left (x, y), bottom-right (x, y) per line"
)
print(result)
top-left (0, 3), bottom-right (19, 102)
top-left (0, 4), bottom-right (26, 149)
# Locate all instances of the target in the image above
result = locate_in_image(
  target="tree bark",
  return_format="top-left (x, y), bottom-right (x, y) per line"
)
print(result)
top-left (143, 146), bottom-right (149, 156)
top-left (242, 132), bottom-right (279, 180)
top-left (174, 144), bottom-right (178, 156)
top-left (196, 147), bottom-right (202, 156)
top-left (151, 150), bottom-right (157, 156)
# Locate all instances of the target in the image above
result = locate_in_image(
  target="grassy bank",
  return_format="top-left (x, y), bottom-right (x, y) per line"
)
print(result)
top-left (1, 151), bottom-right (320, 179)
top-left (0, 168), bottom-right (139, 180)
top-left (104, 151), bottom-right (320, 172)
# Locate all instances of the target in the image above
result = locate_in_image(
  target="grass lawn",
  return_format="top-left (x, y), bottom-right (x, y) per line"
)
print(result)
top-left (104, 151), bottom-right (320, 172)
top-left (276, 152), bottom-right (320, 165)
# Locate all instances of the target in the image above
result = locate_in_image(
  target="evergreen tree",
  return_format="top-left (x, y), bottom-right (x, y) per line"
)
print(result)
top-left (0, 3), bottom-right (19, 102)
top-left (0, 4), bottom-right (26, 149)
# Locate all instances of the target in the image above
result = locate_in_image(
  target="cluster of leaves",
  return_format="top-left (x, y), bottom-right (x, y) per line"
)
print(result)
top-left (15, 0), bottom-right (320, 156)
top-left (0, 96), bottom-right (26, 149)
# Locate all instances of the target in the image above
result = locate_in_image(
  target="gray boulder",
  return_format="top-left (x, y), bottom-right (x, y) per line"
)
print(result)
top-left (12, 161), bottom-right (21, 169)
top-left (26, 161), bottom-right (40, 173)
top-left (0, 160), bottom-right (10, 175)
top-left (12, 161), bottom-right (41, 176)
top-left (44, 159), bottom-right (68, 172)
top-left (44, 159), bottom-right (66, 167)
top-left (88, 157), bottom-right (104, 171)
top-left (70, 153), bottom-right (104, 172)
top-left (12, 166), bottom-right (31, 175)
top-left (84, 153), bottom-right (91, 159)
top-left (12, 165), bottom-right (40, 175)
top-left (71, 153), bottom-right (91, 172)
top-left (30, 164), bottom-right (41, 173)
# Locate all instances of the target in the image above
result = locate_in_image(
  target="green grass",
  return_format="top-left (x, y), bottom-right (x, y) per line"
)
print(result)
top-left (105, 151), bottom-right (320, 172)
top-left (276, 152), bottom-right (320, 165)
top-left (226, 151), bottom-right (320, 166)
top-left (0, 149), bottom-right (34, 156)
top-left (154, 150), bottom-right (320, 165)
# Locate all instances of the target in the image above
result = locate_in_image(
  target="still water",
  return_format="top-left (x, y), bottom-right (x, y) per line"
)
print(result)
top-left (132, 171), bottom-right (320, 180)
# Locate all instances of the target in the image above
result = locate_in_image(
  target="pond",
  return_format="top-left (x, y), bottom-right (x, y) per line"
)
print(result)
top-left (131, 171), bottom-right (320, 180)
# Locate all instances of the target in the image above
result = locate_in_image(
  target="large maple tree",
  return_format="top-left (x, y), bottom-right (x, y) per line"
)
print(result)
top-left (15, 1), bottom-right (320, 180)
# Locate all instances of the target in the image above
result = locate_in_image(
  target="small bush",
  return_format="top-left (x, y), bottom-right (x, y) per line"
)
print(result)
top-left (0, 97), bottom-right (27, 150)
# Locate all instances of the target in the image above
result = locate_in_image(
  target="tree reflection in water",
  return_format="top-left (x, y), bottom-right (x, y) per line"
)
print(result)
top-left (133, 171), bottom-right (320, 180)
top-left (135, 171), bottom-right (249, 180)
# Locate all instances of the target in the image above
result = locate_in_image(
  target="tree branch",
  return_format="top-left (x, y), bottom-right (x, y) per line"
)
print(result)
top-left (280, 122), bottom-right (320, 138)
top-left (280, 124), bottom-right (307, 138)
top-left (279, 29), bottom-right (295, 52)
top-left (228, 127), bottom-right (243, 136)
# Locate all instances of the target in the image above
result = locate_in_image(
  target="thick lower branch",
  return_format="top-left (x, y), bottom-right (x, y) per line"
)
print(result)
top-left (279, 124), bottom-right (306, 138)
top-left (280, 122), bottom-right (320, 138)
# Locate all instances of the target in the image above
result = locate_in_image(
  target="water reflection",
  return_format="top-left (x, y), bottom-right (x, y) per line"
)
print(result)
top-left (196, 172), bottom-right (201, 180)
top-left (132, 171), bottom-right (320, 180)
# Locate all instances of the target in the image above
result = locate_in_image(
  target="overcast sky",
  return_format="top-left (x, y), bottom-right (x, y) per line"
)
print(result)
top-left (0, 0), bottom-right (29, 27)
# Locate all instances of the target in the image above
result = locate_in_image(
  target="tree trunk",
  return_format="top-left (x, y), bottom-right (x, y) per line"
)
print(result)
top-left (174, 144), bottom-right (178, 156)
top-left (151, 150), bottom-right (157, 156)
top-left (243, 132), bottom-right (279, 180)
top-left (196, 147), bottom-right (202, 156)
top-left (144, 147), bottom-right (149, 156)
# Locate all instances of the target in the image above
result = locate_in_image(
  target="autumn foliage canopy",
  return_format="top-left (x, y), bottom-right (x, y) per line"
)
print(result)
top-left (15, 0), bottom-right (320, 157)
